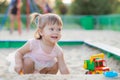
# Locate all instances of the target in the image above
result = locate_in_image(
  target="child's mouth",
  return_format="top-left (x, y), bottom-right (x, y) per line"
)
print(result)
top-left (51, 36), bottom-right (58, 39)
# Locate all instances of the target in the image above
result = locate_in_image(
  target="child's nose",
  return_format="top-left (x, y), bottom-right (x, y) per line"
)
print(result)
top-left (54, 30), bottom-right (59, 33)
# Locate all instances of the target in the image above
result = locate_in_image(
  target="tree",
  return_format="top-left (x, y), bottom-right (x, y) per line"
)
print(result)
top-left (0, 0), bottom-right (7, 13)
top-left (55, 0), bottom-right (68, 14)
top-left (70, 0), bottom-right (118, 15)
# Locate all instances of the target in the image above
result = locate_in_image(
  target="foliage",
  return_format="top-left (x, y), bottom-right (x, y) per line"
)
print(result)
top-left (21, 0), bottom-right (26, 14)
top-left (70, 0), bottom-right (118, 15)
top-left (0, 0), bottom-right (7, 13)
top-left (113, 1), bottom-right (120, 13)
top-left (55, 0), bottom-right (68, 14)
top-left (21, 0), bottom-right (42, 14)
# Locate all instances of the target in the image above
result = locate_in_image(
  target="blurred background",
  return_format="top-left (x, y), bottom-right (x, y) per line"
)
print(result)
top-left (0, 0), bottom-right (120, 76)
top-left (1, 0), bottom-right (120, 33)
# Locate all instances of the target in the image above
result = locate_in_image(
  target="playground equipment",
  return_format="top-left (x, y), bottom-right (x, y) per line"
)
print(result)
top-left (83, 53), bottom-right (110, 74)
top-left (17, 0), bottom-right (22, 35)
top-left (0, 0), bottom-right (40, 34)
top-left (0, 0), bottom-right (22, 34)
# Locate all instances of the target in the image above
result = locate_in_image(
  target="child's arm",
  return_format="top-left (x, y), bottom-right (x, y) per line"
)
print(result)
top-left (57, 52), bottom-right (70, 74)
top-left (15, 41), bottom-right (31, 73)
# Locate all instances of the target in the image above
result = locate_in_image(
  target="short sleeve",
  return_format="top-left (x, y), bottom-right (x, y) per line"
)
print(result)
top-left (27, 39), bottom-right (34, 51)
top-left (27, 38), bottom-right (39, 51)
top-left (55, 44), bottom-right (63, 56)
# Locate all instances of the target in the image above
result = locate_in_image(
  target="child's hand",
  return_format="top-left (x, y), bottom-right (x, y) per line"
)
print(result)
top-left (14, 64), bottom-right (23, 74)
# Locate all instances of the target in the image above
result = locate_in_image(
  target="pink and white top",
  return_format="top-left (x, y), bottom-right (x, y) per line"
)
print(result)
top-left (24, 38), bottom-right (62, 71)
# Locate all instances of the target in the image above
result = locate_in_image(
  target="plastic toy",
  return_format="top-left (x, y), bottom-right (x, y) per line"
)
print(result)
top-left (83, 53), bottom-right (110, 74)
top-left (19, 70), bottom-right (23, 75)
top-left (103, 71), bottom-right (118, 78)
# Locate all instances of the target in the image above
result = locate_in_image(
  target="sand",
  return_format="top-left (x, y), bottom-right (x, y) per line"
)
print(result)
top-left (0, 29), bottom-right (120, 80)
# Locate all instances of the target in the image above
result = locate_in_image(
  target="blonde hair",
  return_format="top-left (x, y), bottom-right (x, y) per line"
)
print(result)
top-left (30, 12), bottom-right (63, 39)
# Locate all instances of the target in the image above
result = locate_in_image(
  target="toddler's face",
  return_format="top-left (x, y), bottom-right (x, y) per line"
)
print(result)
top-left (41, 24), bottom-right (62, 44)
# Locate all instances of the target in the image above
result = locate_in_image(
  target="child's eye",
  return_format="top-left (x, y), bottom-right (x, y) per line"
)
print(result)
top-left (58, 28), bottom-right (61, 31)
top-left (50, 28), bottom-right (54, 31)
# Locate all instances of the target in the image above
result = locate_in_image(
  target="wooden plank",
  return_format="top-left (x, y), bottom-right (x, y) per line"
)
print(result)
top-left (84, 41), bottom-right (120, 57)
